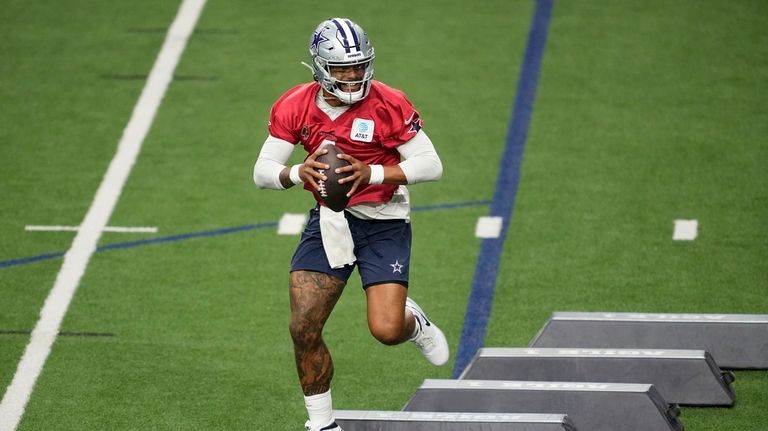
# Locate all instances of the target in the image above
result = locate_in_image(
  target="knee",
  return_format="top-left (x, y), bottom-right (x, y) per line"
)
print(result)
top-left (369, 320), bottom-right (405, 346)
top-left (289, 316), bottom-right (322, 347)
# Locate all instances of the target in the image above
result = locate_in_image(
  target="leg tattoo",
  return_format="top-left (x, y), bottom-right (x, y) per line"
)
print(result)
top-left (289, 271), bottom-right (345, 396)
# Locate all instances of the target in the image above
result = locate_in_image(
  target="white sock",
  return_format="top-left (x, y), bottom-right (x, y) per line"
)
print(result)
top-left (304, 390), bottom-right (333, 428)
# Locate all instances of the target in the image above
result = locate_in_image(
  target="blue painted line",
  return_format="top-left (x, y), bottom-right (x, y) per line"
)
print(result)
top-left (96, 222), bottom-right (277, 252)
top-left (0, 200), bottom-right (489, 269)
top-left (411, 200), bottom-right (491, 212)
top-left (0, 223), bottom-right (277, 269)
top-left (0, 252), bottom-right (66, 269)
top-left (452, 0), bottom-right (554, 378)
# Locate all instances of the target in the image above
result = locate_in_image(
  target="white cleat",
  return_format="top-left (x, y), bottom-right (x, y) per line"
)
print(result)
top-left (305, 419), bottom-right (342, 431)
top-left (406, 298), bottom-right (450, 366)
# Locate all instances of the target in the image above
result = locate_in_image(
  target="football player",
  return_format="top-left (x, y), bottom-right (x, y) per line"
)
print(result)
top-left (253, 17), bottom-right (449, 431)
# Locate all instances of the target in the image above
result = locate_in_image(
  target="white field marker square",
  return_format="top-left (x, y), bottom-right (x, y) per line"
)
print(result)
top-left (475, 216), bottom-right (503, 239)
top-left (278, 213), bottom-right (308, 235)
top-left (673, 219), bottom-right (698, 241)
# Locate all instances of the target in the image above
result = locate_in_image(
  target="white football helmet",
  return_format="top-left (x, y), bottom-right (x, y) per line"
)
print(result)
top-left (307, 18), bottom-right (375, 104)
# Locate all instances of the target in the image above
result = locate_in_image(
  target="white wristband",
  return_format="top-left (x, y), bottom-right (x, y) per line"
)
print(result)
top-left (368, 164), bottom-right (384, 184)
top-left (289, 164), bottom-right (303, 185)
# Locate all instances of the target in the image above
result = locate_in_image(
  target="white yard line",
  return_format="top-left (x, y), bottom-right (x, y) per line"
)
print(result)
top-left (0, 1), bottom-right (207, 429)
top-left (25, 225), bottom-right (158, 233)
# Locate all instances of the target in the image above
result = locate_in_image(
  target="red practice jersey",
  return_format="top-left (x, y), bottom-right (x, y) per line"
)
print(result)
top-left (268, 80), bottom-right (424, 207)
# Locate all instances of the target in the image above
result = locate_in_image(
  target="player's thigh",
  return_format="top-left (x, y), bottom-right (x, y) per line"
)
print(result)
top-left (290, 206), bottom-right (355, 283)
top-left (289, 270), bottom-right (346, 325)
top-left (364, 282), bottom-right (407, 340)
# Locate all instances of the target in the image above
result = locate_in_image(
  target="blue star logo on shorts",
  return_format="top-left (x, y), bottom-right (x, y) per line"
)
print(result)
top-left (390, 259), bottom-right (404, 274)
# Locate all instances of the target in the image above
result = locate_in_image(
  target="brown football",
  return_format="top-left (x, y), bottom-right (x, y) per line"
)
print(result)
top-left (314, 144), bottom-right (353, 212)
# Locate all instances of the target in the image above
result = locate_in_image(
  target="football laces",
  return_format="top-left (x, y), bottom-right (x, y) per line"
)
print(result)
top-left (317, 169), bottom-right (327, 197)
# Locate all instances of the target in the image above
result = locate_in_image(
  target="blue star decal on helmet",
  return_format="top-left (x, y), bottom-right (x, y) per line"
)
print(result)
top-left (310, 31), bottom-right (329, 52)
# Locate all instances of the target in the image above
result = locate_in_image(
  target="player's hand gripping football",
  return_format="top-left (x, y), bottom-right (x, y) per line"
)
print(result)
top-left (335, 153), bottom-right (371, 197)
top-left (298, 146), bottom-right (331, 192)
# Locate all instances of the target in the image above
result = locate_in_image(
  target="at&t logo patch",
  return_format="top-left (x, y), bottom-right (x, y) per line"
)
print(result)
top-left (351, 118), bottom-right (374, 142)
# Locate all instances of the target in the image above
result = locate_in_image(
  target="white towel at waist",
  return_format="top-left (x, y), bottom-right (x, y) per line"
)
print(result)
top-left (319, 205), bottom-right (356, 268)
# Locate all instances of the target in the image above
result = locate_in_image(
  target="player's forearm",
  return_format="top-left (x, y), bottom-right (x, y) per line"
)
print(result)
top-left (253, 135), bottom-right (296, 190)
top-left (278, 166), bottom-right (296, 189)
top-left (254, 158), bottom-right (287, 189)
top-left (395, 130), bottom-right (443, 184)
top-left (380, 165), bottom-right (408, 185)
top-left (369, 158), bottom-right (440, 186)
top-left (398, 153), bottom-right (442, 184)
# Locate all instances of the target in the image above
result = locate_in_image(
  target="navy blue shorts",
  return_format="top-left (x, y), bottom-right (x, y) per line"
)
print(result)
top-left (290, 207), bottom-right (411, 289)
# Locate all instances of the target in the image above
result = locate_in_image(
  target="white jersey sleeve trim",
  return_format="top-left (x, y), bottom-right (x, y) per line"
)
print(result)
top-left (253, 135), bottom-right (295, 189)
top-left (397, 130), bottom-right (443, 184)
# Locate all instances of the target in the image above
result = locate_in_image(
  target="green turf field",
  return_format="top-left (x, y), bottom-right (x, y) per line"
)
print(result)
top-left (1, 0), bottom-right (766, 429)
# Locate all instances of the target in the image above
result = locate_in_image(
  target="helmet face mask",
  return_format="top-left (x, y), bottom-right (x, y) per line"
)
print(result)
top-left (308, 18), bottom-right (375, 104)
